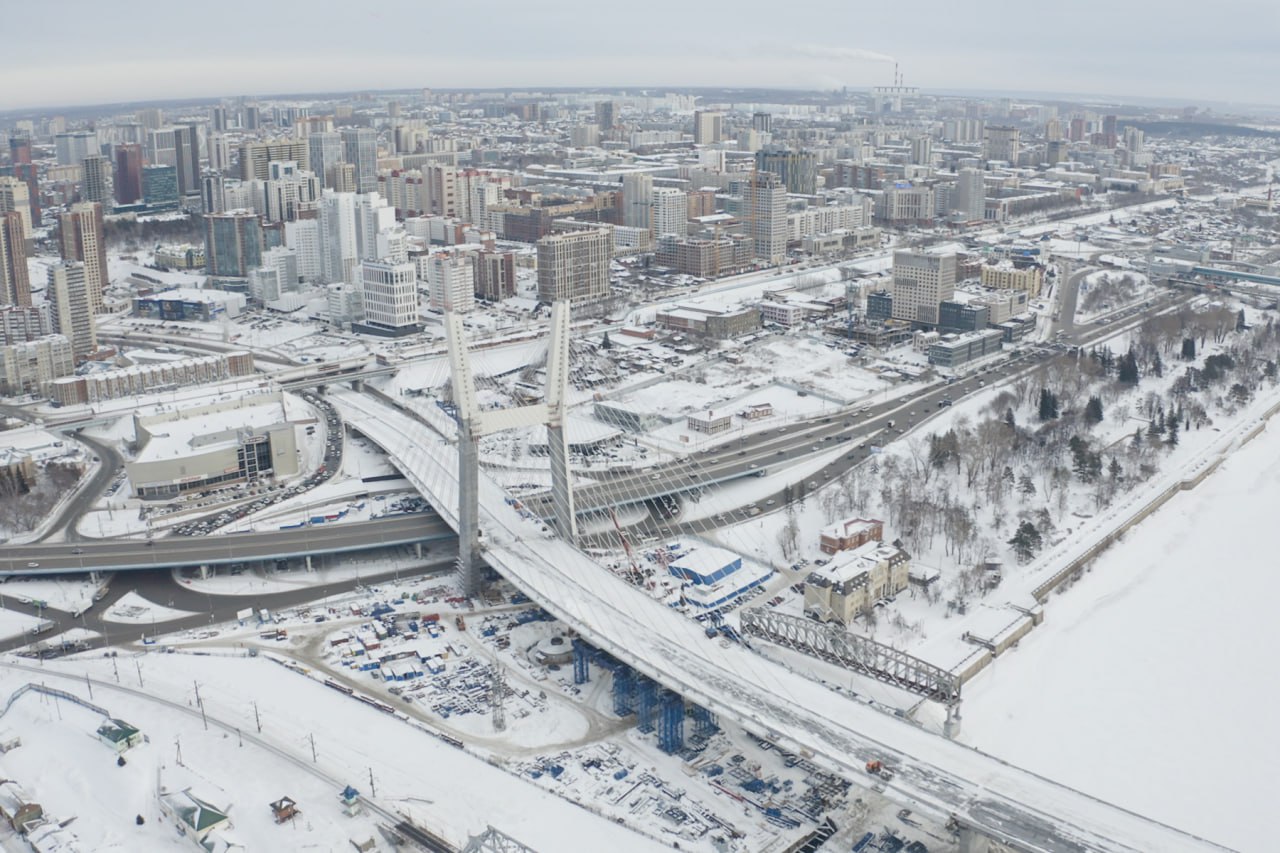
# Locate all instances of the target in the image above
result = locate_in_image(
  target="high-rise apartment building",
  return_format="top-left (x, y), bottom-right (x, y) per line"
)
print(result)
top-left (891, 250), bottom-right (956, 326)
top-left (742, 171), bottom-right (787, 264)
top-left (651, 187), bottom-right (688, 238)
top-left (953, 168), bottom-right (986, 222)
top-left (143, 165), bottom-right (179, 210)
top-left (80, 155), bottom-right (111, 205)
top-left (308, 132), bottom-right (343, 190)
top-left (426, 252), bottom-right (475, 313)
top-left (910, 136), bottom-right (934, 167)
top-left (341, 128), bottom-right (378, 194)
top-left (536, 229), bottom-right (611, 307)
top-left (54, 130), bottom-right (96, 167)
top-left (208, 133), bottom-right (231, 173)
top-left (210, 105), bottom-right (229, 132)
top-left (58, 203), bottom-right (108, 314)
top-left (238, 139), bottom-right (310, 181)
top-left (320, 191), bottom-right (359, 284)
top-left (8, 134), bottom-right (32, 165)
top-left (982, 126), bottom-right (1020, 164)
top-left (693, 111), bottom-right (724, 145)
top-left (135, 108), bottom-right (164, 130)
top-left (0, 213), bottom-right (31, 306)
top-left (595, 101), bottom-right (617, 131)
top-left (114, 144), bottom-right (144, 204)
top-left (354, 192), bottom-right (394, 260)
top-left (752, 112), bottom-right (772, 133)
top-left (621, 173), bottom-right (653, 230)
top-left (205, 210), bottom-right (265, 280)
top-left (47, 262), bottom-right (97, 359)
top-left (474, 250), bottom-right (516, 302)
top-left (0, 177), bottom-right (34, 241)
top-left (359, 259), bottom-right (418, 334)
top-left (284, 219), bottom-right (323, 282)
top-left (755, 146), bottom-right (817, 195)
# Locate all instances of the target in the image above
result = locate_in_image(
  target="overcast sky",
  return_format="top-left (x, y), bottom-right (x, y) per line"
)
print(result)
top-left (4, 0), bottom-right (1277, 111)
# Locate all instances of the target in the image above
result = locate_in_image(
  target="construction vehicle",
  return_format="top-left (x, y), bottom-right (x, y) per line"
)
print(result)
top-left (866, 760), bottom-right (894, 782)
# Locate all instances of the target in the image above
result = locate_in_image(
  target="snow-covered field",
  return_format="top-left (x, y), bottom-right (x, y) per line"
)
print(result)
top-left (2, 654), bottom-right (663, 851)
top-left (961, 414), bottom-right (1280, 853)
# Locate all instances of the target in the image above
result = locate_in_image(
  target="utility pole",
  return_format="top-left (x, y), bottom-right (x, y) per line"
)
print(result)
top-left (308, 732), bottom-right (317, 763)
top-left (175, 736), bottom-right (183, 767)
top-left (368, 767), bottom-right (376, 798)
top-left (237, 728), bottom-right (242, 748)
top-left (193, 681), bottom-right (207, 730)
top-left (133, 658), bottom-right (142, 688)
top-left (253, 701), bottom-right (261, 733)
top-left (84, 672), bottom-right (93, 700)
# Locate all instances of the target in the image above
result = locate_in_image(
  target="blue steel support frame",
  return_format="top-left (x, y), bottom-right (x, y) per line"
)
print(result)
top-left (658, 691), bottom-right (685, 754)
top-left (572, 639), bottom-right (590, 685)
top-left (692, 705), bottom-right (719, 737)
top-left (612, 666), bottom-right (635, 717)
top-left (635, 676), bottom-right (658, 733)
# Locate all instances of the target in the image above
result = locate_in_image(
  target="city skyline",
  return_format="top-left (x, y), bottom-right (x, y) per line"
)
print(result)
top-left (3, 0), bottom-right (1277, 111)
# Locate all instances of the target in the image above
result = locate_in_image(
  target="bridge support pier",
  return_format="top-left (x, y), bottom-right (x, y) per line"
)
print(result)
top-left (305, 554), bottom-right (313, 572)
top-left (197, 564), bottom-right (211, 580)
top-left (635, 677), bottom-right (658, 733)
top-left (658, 691), bottom-right (684, 754)
top-left (944, 703), bottom-right (962, 739)
top-left (572, 639), bottom-right (590, 685)
top-left (611, 667), bottom-right (635, 716)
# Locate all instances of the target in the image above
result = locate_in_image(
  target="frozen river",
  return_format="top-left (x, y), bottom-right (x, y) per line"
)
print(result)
top-left (962, 420), bottom-right (1280, 852)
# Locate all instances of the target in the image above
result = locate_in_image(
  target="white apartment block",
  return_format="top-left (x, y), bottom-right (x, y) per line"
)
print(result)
top-left (891, 250), bottom-right (956, 326)
top-left (426, 252), bottom-right (476, 314)
top-left (651, 187), bottom-right (687, 238)
top-left (360, 259), bottom-right (418, 333)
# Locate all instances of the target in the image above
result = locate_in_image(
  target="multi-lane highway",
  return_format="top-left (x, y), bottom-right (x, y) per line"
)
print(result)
top-left (0, 513), bottom-right (453, 575)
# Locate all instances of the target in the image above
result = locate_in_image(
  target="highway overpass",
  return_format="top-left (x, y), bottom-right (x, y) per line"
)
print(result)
top-left (0, 513), bottom-right (453, 575)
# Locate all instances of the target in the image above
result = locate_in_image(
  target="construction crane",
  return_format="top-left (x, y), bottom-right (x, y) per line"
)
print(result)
top-left (608, 508), bottom-right (646, 585)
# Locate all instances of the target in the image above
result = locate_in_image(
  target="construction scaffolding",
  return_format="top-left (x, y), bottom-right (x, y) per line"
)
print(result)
top-left (572, 639), bottom-right (590, 685)
top-left (635, 676), bottom-right (658, 733)
top-left (691, 704), bottom-right (719, 738)
top-left (611, 666), bottom-right (634, 716)
top-left (658, 691), bottom-right (685, 754)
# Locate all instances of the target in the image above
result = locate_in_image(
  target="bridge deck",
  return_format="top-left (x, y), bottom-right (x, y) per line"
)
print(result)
top-left (331, 389), bottom-right (1225, 853)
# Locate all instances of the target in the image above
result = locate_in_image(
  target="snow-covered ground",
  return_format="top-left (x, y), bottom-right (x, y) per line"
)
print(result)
top-left (0, 608), bottom-right (45, 642)
top-left (0, 576), bottom-right (99, 615)
top-left (103, 591), bottom-right (197, 625)
top-left (960, 413), bottom-right (1280, 853)
top-left (6, 654), bottom-right (664, 851)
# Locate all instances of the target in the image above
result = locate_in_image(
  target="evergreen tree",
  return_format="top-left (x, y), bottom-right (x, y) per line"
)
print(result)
top-left (1152, 352), bottom-right (1164, 378)
top-left (1038, 388), bottom-right (1059, 421)
top-left (1008, 521), bottom-right (1043, 563)
top-left (1132, 427), bottom-right (1143, 448)
top-left (1166, 416), bottom-right (1179, 447)
top-left (1117, 348), bottom-right (1140, 384)
top-left (1004, 407), bottom-right (1016, 429)
top-left (1084, 395), bottom-right (1104, 425)
top-left (601, 331), bottom-right (613, 349)
top-left (1108, 457), bottom-right (1123, 480)
top-left (1238, 308), bottom-right (1247, 332)
top-left (1182, 337), bottom-right (1197, 360)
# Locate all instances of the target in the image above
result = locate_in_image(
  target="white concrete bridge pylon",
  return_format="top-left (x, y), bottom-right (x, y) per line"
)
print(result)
top-left (444, 302), bottom-right (577, 595)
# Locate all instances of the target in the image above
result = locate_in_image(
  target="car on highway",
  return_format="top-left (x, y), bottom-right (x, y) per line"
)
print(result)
top-left (25, 562), bottom-right (38, 568)
top-left (71, 547), bottom-right (83, 554)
